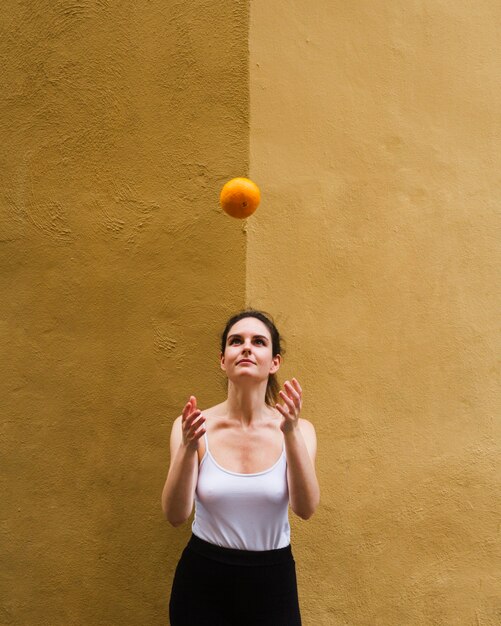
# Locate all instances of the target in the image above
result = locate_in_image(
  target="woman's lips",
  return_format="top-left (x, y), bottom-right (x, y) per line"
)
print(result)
top-left (238, 360), bottom-right (254, 364)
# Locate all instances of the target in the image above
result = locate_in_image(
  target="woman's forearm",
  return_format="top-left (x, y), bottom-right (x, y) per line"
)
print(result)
top-left (161, 444), bottom-right (199, 526)
top-left (284, 428), bottom-right (320, 520)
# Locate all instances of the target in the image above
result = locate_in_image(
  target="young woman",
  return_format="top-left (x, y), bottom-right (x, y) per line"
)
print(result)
top-left (162, 309), bottom-right (319, 625)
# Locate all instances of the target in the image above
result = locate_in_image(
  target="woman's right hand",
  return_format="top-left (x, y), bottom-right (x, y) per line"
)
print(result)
top-left (181, 396), bottom-right (206, 451)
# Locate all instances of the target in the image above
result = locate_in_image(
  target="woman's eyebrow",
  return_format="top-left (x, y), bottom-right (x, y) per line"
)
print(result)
top-left (228, 333), bottom-right (268, 341)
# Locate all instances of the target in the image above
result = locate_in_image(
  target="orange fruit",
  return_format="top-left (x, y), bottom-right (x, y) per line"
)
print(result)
top-left (220, 177), bottom-right (260, 219)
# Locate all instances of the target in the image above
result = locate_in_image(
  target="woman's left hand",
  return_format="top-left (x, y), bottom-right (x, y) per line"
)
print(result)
top-left (276, 378), bottom-right (303, 434)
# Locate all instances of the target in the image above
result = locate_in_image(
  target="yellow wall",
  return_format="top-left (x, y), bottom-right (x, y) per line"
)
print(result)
top-left (249, 1), bottom-right (501, 624)
top-left (2, 1), bottom-right (500, 625)
top-left (1, 1), bottom-right (248, 624)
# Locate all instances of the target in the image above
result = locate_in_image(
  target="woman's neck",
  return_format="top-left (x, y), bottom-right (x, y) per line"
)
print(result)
top-left (224, 382), bottom-right (270, 428)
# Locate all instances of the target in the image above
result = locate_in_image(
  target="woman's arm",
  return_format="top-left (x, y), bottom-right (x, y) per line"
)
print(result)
top-left (276, 379), bottom-right (320, 520)
top-left (285, 418), bottom-right (320, 520)
top-left (161, 398), bottom-right (205, 526)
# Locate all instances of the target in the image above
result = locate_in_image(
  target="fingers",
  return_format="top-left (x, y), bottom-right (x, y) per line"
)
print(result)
top-left (278, 390), bottom-right (295, 411)
top-left (184, 414), bottom-right (206, 446)
top-left (275, 402), bottom-right (286, 416)
top-left (182, 401), bottom-right (191, 421)
top-left (191, 427), bottom-right (206, 443)
top-left (188, 415), bottom-right (205, 436)
top-left (181, 396), bottom-right (205, 438)
top-left (283, 380), bottom-right (302, 408)
top-left (182, 396), bottom-right (198, 422)
top-left (276, 396), bottom-right (291, 415)
top-left (277, 378), bottom-right (302, 419)
top-left (183, 408), bottom-right (204, 430)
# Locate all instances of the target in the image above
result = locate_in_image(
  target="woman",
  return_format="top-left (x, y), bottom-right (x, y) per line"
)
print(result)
top-left (162, 309), bottom-right (320, 625)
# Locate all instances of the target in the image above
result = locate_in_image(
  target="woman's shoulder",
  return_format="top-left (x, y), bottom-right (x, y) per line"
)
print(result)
top-left (199, 402), bottom-right (225, 420)
top-left (297, 418), bottom-right (317, 462)
top-left (298, 417), bottom-right (315, 429)
top-left (298, 417), bottom-right (317, 438)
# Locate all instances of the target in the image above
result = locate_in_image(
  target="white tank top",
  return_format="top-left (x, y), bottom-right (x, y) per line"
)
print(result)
top-left (191, 431), bottom-right (291, 551)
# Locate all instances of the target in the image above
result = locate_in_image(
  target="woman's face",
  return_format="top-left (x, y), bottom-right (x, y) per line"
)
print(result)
top-left (220, 317), bottom-right (280, 382)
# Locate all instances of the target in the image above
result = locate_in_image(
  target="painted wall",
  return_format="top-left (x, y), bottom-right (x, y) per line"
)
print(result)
top-left (3, 1), bottom-right (500, 624)
top-left (1, 1), bottom-right (248, 624)
top-left (249, 1), bottom-right (501, 624)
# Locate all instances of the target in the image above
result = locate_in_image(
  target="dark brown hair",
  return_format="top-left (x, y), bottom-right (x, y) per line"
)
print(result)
top-left (220, 309), bottom-right (284, 406)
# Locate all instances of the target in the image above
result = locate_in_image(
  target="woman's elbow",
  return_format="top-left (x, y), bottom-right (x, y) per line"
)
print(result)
top-left (293, 504), bottom-right (318, 520)
top-left (293, 495), bottom-right (320, 520)
top-left (165, 513), bottom-right (187, 527)
top-left (162, 505), bottom-right (186, 527)
top-left (164, 509), bottom-right (187, 527)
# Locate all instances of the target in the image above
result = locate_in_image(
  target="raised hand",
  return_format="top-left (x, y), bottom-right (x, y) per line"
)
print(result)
top-left (181, 396), bottom-right (206, 450)
top-left (276, 378), bottom-right (303, 434)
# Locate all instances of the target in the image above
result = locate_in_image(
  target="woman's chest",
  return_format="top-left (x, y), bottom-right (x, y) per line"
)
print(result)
top-left (198, 426), bottom-right (284, 474)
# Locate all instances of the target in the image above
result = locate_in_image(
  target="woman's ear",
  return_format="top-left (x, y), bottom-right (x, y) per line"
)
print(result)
top-left (220, 351), bottom-right (226, 371)
top-left (270, 354), bottom-right (281, 374)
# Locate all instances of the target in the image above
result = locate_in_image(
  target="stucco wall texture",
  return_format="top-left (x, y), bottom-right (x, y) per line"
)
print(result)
top-left (249, 1), bottom-right (500, 625)
top-left (1, 1), bottom-right (248, 624)
top-left (2, 1), bottom-right (500, 625)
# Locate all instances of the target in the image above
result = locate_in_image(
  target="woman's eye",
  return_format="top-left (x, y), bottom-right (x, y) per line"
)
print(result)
top-left (229, 338), bottom-right (264, 345)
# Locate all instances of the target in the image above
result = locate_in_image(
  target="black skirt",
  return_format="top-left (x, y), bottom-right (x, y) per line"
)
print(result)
top-left (169, 533), bottom-right (302, 626)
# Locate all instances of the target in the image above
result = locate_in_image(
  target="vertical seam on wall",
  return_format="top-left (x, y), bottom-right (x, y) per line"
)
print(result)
top-left (245, 0), bottom-right (251, 308)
